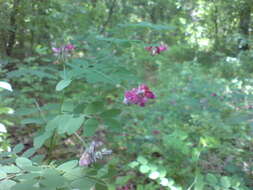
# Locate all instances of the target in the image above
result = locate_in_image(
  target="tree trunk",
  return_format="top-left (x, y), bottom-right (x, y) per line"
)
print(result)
top-left (238, 0), bottom-right (251, 51)
top-left (213, 1), bottom-right (219, 50)
top-left (6, 0), bottom-right (20, 56)
top-left (100, 0), bottom-right (117, 33)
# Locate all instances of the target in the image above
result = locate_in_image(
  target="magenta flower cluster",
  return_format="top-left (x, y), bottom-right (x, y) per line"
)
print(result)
top-left (145, 44), bottom-right (168, 55)
top-left (123, 84), bottom-right (156, 107)
top-left (52, 44), bottom-right (75, 55)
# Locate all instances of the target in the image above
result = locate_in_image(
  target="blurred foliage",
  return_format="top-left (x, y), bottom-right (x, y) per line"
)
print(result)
top-left (0, 0), bottom-right (253, 189)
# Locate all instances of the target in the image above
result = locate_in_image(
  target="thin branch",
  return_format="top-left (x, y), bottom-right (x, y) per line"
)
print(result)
top-left (100, 0), bottom-right (117, 33)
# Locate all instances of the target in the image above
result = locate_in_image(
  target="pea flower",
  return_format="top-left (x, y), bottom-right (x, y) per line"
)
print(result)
top-left (145, 44), bottom-right (168, 55)
top-left (64, 44), bottom-right (75, 51)
top-left (79, 141), bottom-right (112, 167)
top-left (52, 43), bottom-right (75, 56)
top-left (52, 47), bottom-right (62, 54)
top-left (123, 84), bottom-right (156, 107)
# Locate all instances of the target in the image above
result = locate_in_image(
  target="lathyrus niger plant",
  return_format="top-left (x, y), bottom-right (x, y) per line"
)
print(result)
top-left (1, 25), bottom-right (253, 190)
top-left (0, 23), bottom-right (165, 190)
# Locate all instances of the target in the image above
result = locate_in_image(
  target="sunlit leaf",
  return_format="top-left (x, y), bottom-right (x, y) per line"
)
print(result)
top-left (0, 81), bottom-right (12, 91)
top-left (56, 79), bottom-right (72, 91)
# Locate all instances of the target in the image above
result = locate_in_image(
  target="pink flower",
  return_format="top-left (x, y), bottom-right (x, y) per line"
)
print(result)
top-left (123, 84), bottom-right (156, 107)
top-left (52, 47), bottom-right (62, 53)
top-left (123, 89), bottom-right (139, 105)
top-left (156, 45), bottom-right (167, 53)
top-left (79, 153), bottom-right (92, 166)
top-left (52, 43), bottom-right (75, 56)
top-left (64, 44), bottom-right (75, 51)
top-left (145, 44), bottom-right (168, 55)
top-left (152, 130), bottom-right (160, 135)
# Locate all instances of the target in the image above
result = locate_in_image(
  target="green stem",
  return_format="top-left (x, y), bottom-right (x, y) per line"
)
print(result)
top-left (48, 130), bottom-right (56, 159)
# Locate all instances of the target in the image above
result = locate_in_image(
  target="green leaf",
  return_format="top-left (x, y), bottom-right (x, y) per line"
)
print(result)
top-left (21, 166), bottom-right (41, 172)
top-left (157, 168), bottom-right (167, 178)
top-left (128, 161), bottom-right (139, 168)
top-left (104, 118), bottom-right (121, 132)
top-left (220, 176), bottom-right (230, 189)
top-left (0, 170), bottom-right (7, 180)
top-left (160, 178), bottom-right (169, 187)
top-left (56, 79), bottom-right (72, 91)
top-left (22, 148), bottom-right (36, 158)
top-left (31, 155), bottom-right (45, 163)
top-left (63, 167), bottom-right (83, 180)
top-left (0, 180), bottom-right (16, 190)
top-left (139, 165), bottom-right (150, 174)
top-left (61, 101), bottom-right (75, 113)
top-left (149, 171), bottom-right (160, 180)
top-left (39, 168), bottom-right (66, 189)
top-left (148, 164), bottom-right (158, 172)
top-left (34, 131), bottom-right (52, 149)
top-left (100, 109), bottom-right (121, 118)
top-left (1, 165), bottom-right (21, 173)
top-left (115, 176), bottom-right (131, 185)
top-left (137, 156), bottom-right (148, 165)
top-left (0, 81), bottom-right (13, 91)
top-left (97, 165), bottom-right (109, 178)
top-left (46, 114), bottom-right (71, 132)
top-left (85, 69), bottom-right (116, 84)
top-left (12, 143), bottom-right (24, 154)
top-left (206, 173), bottom-right (218, 185)
top-left (194, 174), bottom-right (205, 190)
top-left (15, 173), bottom-right (41, 181)
top-left (95, 183), bottom-right (108, 190)
top-left (40, 174), bottom-right (66, 189)
top-left (84, 118), bottom-right (99, 136)
top-left (21, 118), bottom-right (44, 125)
top-left (167, 178), bottom-right (175, 186)
top-left (57, 160), bottom-right (78, 172)
top-left (15, 108), bottom-right (38, 116)
top-left (15, 157), bottom-right (32, 168)
top-left (71, 178), bottom-right (95, 189)
top-left (66, 116), bottom-right (84, 135)
top-left (11, 179), bottom-right (39, 190)
top-left (85, 101), bottom-right (104, 114)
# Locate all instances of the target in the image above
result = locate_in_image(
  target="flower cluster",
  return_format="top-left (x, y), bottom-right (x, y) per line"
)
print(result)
top-left (145, 44), bottom-right (168, 55)
top-left (52, 44), bottom-right (75, 56)
top-left (79, 141), bottom-right (112, 167)
top-left (123, 84), bottom-right (156, 107)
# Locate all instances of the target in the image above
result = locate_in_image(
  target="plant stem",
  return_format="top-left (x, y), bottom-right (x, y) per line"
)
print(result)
top-left (74, 132), bottom-right (86, 146)
top-left (48, 130), bottom-right (56, 159)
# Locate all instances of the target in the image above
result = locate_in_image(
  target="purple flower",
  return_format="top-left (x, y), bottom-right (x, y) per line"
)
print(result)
top-left (64, 44), bottom-right (75, 51)
top-left (152, 130), bottom-right (160, 135)
top-left (156, 45), bottom-right (167, 53)
top-left (52, 43), bottom-right (75, 56)
top-left (123, 84), bottom-right (156, 107)
top-left (52, 47), bottom-right (62, 54)
top-left (79, 152), bottom-right (92, 166)
top-left (145, 44), bottom-right (168, 55)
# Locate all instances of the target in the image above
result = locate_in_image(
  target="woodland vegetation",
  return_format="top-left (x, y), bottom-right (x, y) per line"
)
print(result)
top-left (0, 0), bottom-right (252, 189)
